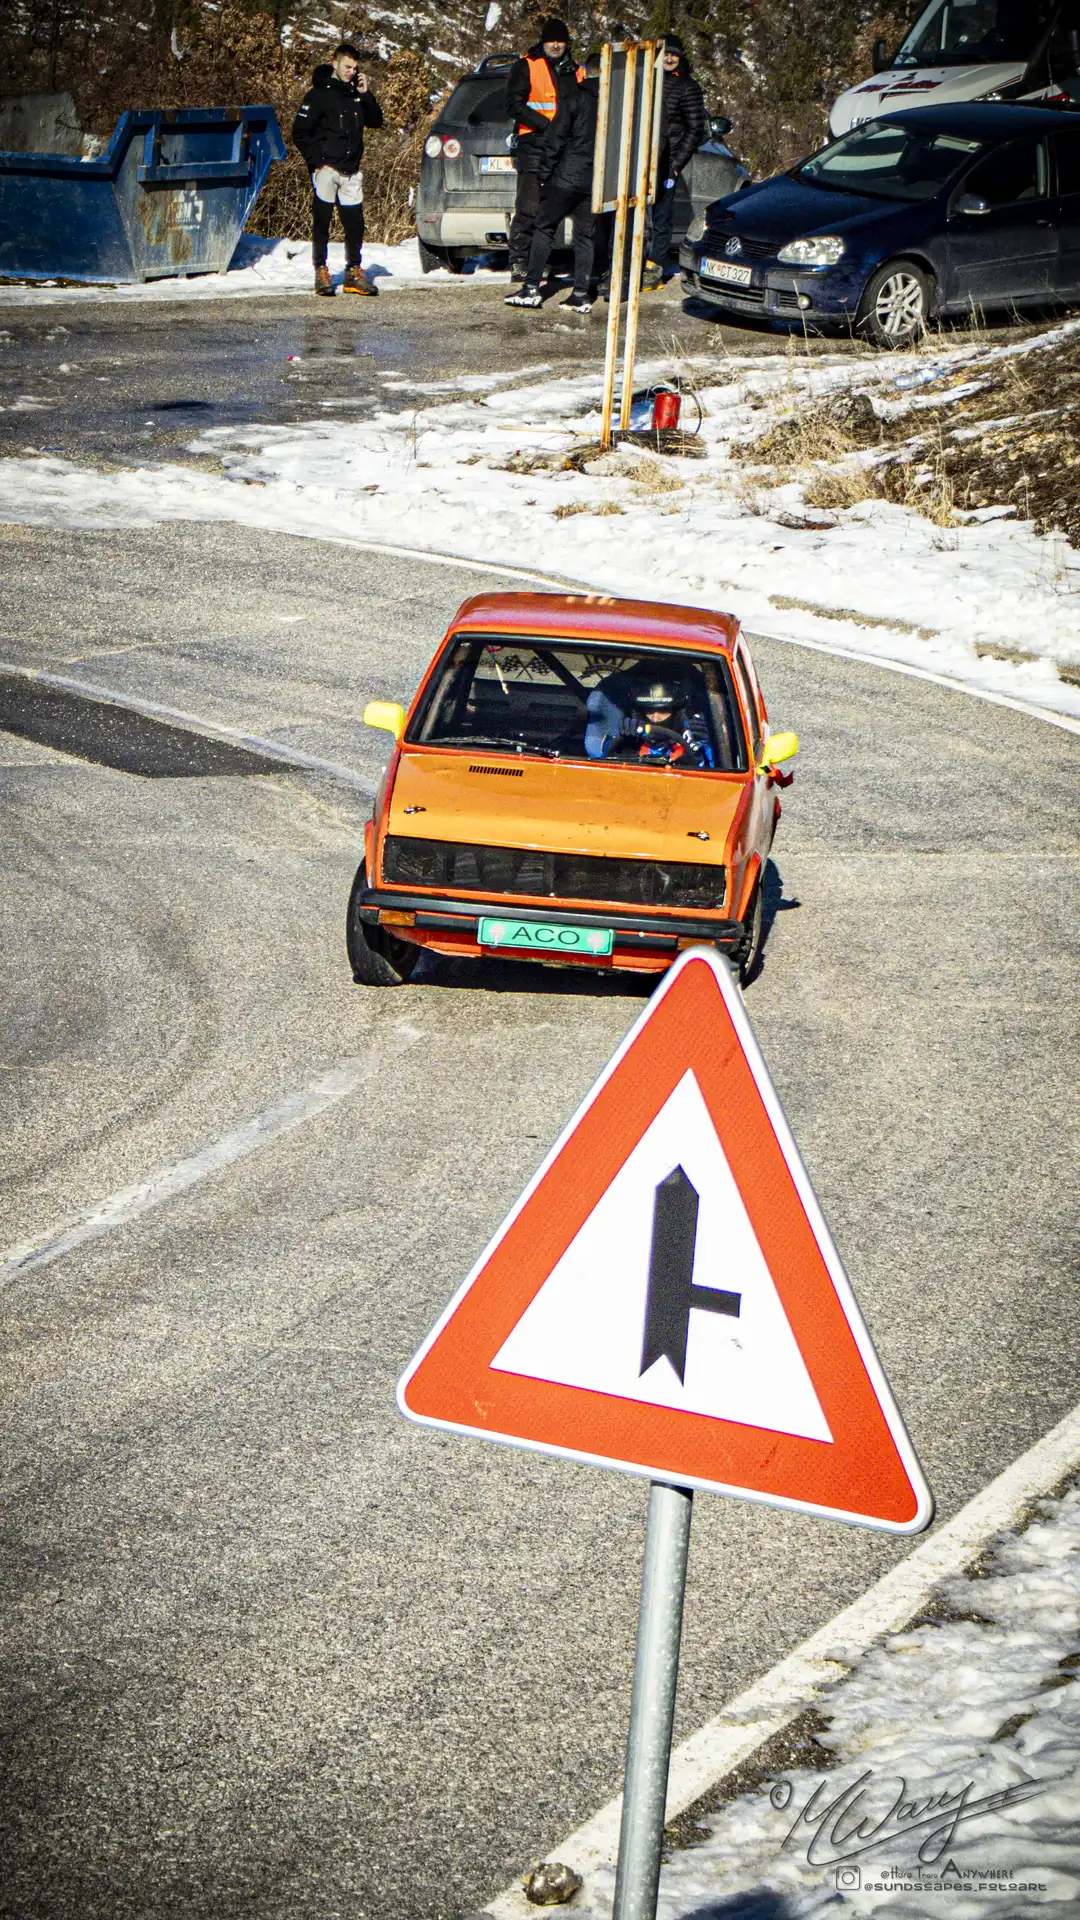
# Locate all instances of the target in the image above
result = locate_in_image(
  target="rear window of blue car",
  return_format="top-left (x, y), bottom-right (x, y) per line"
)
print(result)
top-left (799, 123), bottom-right (981, 200)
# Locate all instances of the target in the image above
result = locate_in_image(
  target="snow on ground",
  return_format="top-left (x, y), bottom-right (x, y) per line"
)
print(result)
top-left (1, 320), bottom-right (1078, 721)
top-left (571, 1487), bottom-right (1080, 1919)
top-left (0, 235), bottom-right (507, 308)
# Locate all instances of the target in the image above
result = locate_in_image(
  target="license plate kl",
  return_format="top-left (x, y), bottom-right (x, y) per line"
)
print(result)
top-left (478, 916), bottom-right (614, 956)
top-left (479, 155), bottom-right (514, 172)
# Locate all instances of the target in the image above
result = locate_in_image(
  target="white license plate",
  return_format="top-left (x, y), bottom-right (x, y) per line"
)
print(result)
top-left (701, 258), bottom-right (753, 285)
top-left (479, 155), bottom-right (514, 173)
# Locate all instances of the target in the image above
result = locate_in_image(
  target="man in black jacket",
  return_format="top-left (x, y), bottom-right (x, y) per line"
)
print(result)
top-left (292, 44), bottom-right (384, 296)
top-left (506, 62), bottom-right (598, 311)
top-left (504, 19), bottom-right (583, 281)
top-left (643, 35), bottom-right (706, 290)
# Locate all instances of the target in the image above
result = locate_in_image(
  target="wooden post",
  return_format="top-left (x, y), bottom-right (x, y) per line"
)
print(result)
top-left (619, 39), bottom-right (657, 433)
top-left (599, 43), bottom-right (637, 452)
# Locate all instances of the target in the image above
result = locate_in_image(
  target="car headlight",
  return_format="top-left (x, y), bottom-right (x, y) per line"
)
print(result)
top-left (686, 214), bottom-right (706, 244)
top-left (776, 235), bottom-right (845, 267)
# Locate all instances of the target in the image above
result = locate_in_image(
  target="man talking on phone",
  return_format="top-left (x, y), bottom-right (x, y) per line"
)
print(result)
top-left (292, 43), bottom-right (384, 296)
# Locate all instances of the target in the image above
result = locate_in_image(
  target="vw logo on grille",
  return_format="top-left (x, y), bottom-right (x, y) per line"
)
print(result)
top-left (725, 236), bottom-right (742, 256)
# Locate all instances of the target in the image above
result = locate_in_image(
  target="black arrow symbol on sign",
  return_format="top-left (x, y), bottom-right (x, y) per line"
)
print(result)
top-left (640, 1166), bottom-right (741, 1385)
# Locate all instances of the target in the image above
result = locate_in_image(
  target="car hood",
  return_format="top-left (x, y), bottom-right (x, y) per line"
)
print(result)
top-left (830, 62), bottom-right (1024, 135)
top-left (385, 749), bottom-right (744, 866)
top-left (705, 175), bottom-right (915, 245)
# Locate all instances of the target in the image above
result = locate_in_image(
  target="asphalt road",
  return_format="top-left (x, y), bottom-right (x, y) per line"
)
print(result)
top-left (1, 520), bottom-right (1077, 1920)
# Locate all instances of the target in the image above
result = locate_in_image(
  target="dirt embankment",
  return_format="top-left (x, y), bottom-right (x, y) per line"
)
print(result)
top-left (738, 326), bottom-right (1080, 547)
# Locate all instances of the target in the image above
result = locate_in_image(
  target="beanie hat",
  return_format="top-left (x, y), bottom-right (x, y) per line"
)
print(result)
top-left (540, 17), bottom-right (570, 40)
top-left (664, 33), bottom-right (685, 53)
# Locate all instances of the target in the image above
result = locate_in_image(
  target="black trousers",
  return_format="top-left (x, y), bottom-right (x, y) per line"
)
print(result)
top-left (526, 184), bottom-right (595, 293)
top-left (508, 168), bottom-right (542, 270)
top-left (312, 193), bottom-right (365, 268)
top-left (648, 176), bottom-right (678, 265)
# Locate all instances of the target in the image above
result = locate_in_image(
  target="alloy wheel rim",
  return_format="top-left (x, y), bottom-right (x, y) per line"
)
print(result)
top-left (874, 271), bottom-right (925, 339)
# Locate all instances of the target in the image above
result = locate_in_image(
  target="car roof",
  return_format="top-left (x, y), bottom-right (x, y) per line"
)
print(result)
top-left (447, 592), bottom-right (740, 655)
top-left (875, 103), bottom-right (1073, 139)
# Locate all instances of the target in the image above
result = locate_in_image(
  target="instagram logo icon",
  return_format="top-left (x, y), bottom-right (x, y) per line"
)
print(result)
top-left (835, 1866), bottom-right (861, 1891)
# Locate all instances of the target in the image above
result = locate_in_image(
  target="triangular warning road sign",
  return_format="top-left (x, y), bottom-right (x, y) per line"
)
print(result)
top-left (398, 947), bottom-right (933, 1534)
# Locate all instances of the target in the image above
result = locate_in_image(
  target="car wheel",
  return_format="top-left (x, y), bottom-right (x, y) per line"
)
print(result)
top-left (858, 260), bottom-right (933, 349)
top-left (417, 237), bottom-right (448, 274)
top-left (346, 867), bottom-right (421, 986)
top-left (729, 881), bottom-right (764, 988)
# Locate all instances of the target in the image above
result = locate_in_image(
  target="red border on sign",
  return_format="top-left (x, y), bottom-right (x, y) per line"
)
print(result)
top-left (401, 953), bottom-right (927, 1529)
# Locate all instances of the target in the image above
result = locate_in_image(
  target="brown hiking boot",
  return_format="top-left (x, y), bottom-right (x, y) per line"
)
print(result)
top-left (343, 265), bottom-right (378, 296)
top-left (314, 265), bottom-right (334, 296)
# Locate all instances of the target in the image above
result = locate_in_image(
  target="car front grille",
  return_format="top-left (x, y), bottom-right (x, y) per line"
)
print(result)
top-left (382, 835), bottom-right (726, 910)
top-left (706, 233), bottom-right (776, 260)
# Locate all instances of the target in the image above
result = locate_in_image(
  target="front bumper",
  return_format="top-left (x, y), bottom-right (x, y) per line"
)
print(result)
top-left (359, 884), bottom-right (742, 969)
top-left (680, 243), bottom-right (866, 324)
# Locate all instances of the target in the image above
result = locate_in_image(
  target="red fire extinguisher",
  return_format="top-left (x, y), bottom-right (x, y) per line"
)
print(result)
top-left (652, 389), bottom-right (682, 430)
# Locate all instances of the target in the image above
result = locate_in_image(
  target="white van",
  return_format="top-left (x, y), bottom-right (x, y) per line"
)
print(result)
top-left (830, 0), bottom-right (1080, 137)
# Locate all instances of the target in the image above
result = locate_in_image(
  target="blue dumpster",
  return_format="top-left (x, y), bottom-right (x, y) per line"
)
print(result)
top-left (0, 105), bottom-right (285, 284)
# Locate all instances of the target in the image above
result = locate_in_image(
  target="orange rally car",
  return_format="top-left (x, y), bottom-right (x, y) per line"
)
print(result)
top-left (347, 591), bottom-right (797, 985)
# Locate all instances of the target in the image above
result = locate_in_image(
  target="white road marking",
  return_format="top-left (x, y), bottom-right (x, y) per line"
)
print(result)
top-left (482, 1395), bottom-right (1080, 1916)
top-left (0, 1030), bottom-right (422, 1288)
top-left (0, 660), bottom-right (376, 790)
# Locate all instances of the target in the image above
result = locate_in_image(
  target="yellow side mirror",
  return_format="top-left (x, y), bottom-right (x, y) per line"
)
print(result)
top-left (364, 700), bottom-right (406, 743)
top-left (758, 729), bottom-right (798, 771)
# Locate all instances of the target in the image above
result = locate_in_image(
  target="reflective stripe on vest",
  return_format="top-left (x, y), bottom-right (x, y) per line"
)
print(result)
top-left (516, 55), bottom-right (585, 135)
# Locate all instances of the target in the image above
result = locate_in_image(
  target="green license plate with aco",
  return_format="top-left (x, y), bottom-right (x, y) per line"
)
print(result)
top-left (477, 916), bottom-right (614, 957)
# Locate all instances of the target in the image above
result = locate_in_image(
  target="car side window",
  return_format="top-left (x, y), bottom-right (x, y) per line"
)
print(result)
top-left (961, 138), bottom-right (1048, 209)
top-left (1052, 131), bottom-right (1080, 198)
top-left (732, 647), bottom-right (762, 763)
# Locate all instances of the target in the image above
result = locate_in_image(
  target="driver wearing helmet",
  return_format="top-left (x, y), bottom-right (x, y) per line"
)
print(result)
top-left (585, 670), bottom-right (714, 767)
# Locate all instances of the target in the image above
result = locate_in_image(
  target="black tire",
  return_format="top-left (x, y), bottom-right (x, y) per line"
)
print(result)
top-left (730, 881), bottom-right (764, 988)
top-left (857, 260), bottom-right (933, 349)
top-left (346, 867), bottom-right (421, 986)
top-left (443, 248), bottom-right (470, 275)
top-left (417, 237), bottom-right (448, 274)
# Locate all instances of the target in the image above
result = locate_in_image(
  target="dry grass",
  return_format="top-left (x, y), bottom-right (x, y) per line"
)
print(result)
top-left (802, 466), bottom-right (882, 510)
top-left (880, 455), bottom-right (956, 528)
top-left (974, 642), bottom-right (1040, 665)
top-left (735, 391), bottom-right (881, 471)
top-left (553, 498), bottom-right (625, 518)
top-left (631, 458), bottom-right (686, 496)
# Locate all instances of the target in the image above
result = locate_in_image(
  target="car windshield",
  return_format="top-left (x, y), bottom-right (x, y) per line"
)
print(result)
top-left (438, 76), bottom-right (511, 126)
top-left (893, 0), bottom-right (1054, 68)
top-left (408, 636), bottom-right (748, 772)
top-left (797, 123), bottom-right (982, 199)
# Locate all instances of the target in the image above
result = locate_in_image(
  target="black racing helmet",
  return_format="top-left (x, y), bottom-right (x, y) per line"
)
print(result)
top-left (629, 673), bottom-right (690, 712)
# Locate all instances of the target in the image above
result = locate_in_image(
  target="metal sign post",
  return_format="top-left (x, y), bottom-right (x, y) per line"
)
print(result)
top-left (612, 1480), bottom-right (693, 1920)
top-left (593, 40), bottom-right (663, 450)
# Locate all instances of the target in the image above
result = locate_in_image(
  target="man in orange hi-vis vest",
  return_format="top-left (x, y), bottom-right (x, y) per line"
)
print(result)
top-left (504, 18), bottom-right (584, 281)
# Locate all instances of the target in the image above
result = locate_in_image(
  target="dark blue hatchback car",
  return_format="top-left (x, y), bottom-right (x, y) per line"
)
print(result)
top-left (683, 104), bottom-right (1080, 344)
